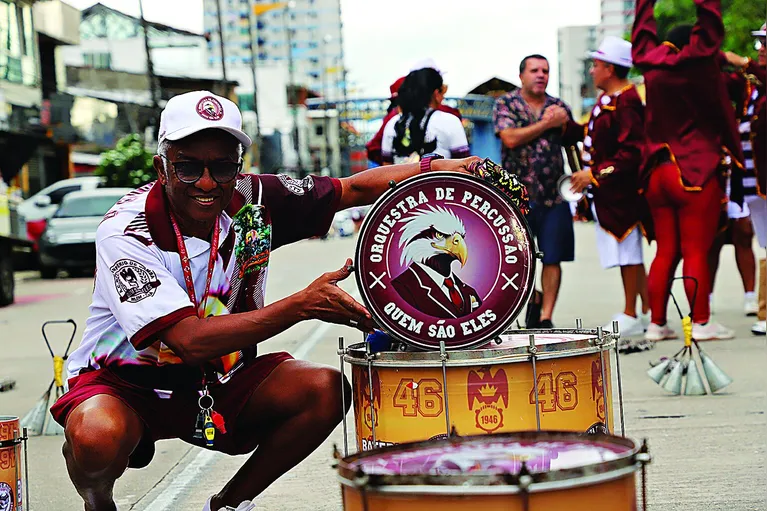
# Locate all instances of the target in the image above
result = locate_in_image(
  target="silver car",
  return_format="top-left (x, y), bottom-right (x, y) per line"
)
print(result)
top-left (38, 188), bottom-right (133, 279)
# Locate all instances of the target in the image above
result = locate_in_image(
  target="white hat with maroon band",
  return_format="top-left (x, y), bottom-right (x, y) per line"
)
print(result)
top-left (158, 90), bottom-right (252, 148)
top-left (589, 36), bottom-right (633, 68)
top-left (753, 23), bottom-right (767, 37)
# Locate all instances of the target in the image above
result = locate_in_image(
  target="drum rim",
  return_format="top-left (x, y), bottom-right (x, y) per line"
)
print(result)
top-left (336, 430), bottom-right (640, 492)
top-left (343, 328), bottom-right (616, 367)
top-left (354, 171), bottom-right (537, 351)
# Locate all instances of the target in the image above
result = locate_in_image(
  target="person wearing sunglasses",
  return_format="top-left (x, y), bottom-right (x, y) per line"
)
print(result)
top-left (50, 90), bottom-right (480, 511)
top-left (720, 23), bottom-right (767, 336)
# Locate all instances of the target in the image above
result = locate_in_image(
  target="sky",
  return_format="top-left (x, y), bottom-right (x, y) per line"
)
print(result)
top-left (62, 0), bottom-right (601, 98)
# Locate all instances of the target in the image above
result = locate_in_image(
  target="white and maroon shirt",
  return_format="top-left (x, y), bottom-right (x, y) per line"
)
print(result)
top-left (66, 174), bottom-right (340, 385)
top-left (381, 109), bottom-right (470, 164)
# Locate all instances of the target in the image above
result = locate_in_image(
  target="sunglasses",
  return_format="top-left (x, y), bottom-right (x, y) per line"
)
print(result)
top-left (160, 155), bottom-right (242, 184)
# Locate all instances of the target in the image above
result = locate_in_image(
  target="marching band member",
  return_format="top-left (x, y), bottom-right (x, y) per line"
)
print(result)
top-left (632, 0), bottom-right (744, 341)
top-left (569, 36), bottom-right (652, 337)
top-left (720, 23), bottom-right (767, 335)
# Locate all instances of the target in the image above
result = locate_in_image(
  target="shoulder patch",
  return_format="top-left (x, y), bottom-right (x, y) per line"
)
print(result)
top-left (277, 175), bottom-right (314, 196)
top-left (110, 259), bottom-right (161, 303)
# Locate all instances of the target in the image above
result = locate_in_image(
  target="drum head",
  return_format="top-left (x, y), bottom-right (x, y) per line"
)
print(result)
top-left (558, 175), bottom-right (584, 203)
top-left (355, 172), bottom-right (536, 350)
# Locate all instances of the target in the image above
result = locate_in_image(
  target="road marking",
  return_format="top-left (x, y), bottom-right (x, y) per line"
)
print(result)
top-left (139, 288), bottom-right (362, 510)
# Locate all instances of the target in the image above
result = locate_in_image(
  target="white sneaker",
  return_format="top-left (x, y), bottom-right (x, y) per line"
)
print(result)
top-left (604, 313), bottom-right (644, 337)
top-left (204, 497), bottom-right (256, 511)
top-left (709, 294), bottom-right (714, 315)
top-left (639, 312), bottom-right (651, 331)
top-left (644, 323), bottom-right (678, 341)
top-left (692, 322), bottom-right (735, 341)
top-left (752, 320), bottom-right (766, 336)
top-left (744, 293), bottom-right (758, 316)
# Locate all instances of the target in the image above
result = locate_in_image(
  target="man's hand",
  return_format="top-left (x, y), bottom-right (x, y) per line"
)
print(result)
top-left (541, 105), bottom-right (568, 129)
top-left (430, 156), bottom-right (482, 174)
top-left (724, 51), bottom-right (749, 68)
top-left (301, 259), bottom-right (375, 332)
top-left (570, 169), bottom-right (593, 193)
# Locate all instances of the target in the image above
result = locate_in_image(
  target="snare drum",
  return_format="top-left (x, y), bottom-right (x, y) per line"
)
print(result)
top-left (336, 430), bottom-right (650, 511)
top-left (345, 329), bottom-right (617, 452)
top-left (0, 417), bottom-right (25, 511)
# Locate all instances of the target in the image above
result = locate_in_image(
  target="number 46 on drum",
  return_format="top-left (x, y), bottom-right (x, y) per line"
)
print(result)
top-left (529, 372), bottom-right (579, 413)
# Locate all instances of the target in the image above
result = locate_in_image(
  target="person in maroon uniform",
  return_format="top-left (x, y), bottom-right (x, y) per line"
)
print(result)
top-left (366, 68), bottom-right (462, 166)
top-left (631, 0), bottom-right (744, 341)
top-left (720, 23), bottom-right (767, 335)
top-left (570, 36), bottom-right (652, 337)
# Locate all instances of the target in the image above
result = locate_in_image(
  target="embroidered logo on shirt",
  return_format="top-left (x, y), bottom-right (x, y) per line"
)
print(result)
top-left (110, 259), bottom-right (161, 303)
top-left (233, 204), bottom-right (271, 277)
top-left (277, 175), bottom-right (314, 195)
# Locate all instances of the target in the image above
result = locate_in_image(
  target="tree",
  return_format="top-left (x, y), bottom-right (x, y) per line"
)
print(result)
top-left (654, 0), bottom-right (765, 57)
top-left (95, 134), bottom-right (156, 188)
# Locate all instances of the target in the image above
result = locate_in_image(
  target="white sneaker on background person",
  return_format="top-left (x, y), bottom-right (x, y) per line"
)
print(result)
top-left (203, 497), bottom-right (256, 511)
top-left (752, 320), bottom-right (766, 336)
top-left (605, 313), bottom-right (644, 337)
top-left (639, 311), bottom-right (651, 331)
top-left (692, 322), bottom-right (735, 341)
top-left (644, 323), bottom-right (678, 341)
top-left (744, 292), bottom-right (758, 316)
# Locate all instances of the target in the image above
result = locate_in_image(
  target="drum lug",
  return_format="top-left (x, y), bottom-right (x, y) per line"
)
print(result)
top-left (388, 180), bottom-right (398, 189)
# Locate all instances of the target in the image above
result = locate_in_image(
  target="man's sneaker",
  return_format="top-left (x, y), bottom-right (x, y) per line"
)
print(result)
top-left (604, 313), bottom-right (644, 337)
top-left (204, 497), bottom-right (256, 511)
top-left (538, 319), bottom-right (554, 329)
top-left (692, 322), bottom-right (735, 341)
top-left (744, 293), bottom-right (758, 316)
top-left (752, 320), bottom-right (766, 336)
top-left (644, 323), bottom-right (677, 341)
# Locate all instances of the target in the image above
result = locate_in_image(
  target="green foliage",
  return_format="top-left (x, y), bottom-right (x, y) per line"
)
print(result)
top-left (654, 0), bottom-right (765, 57)
top-left (95, 134), bottom-right (156, 188)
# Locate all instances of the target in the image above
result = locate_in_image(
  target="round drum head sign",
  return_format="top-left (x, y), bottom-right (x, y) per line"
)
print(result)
top-left (356, 172), bottom-right (535, 350)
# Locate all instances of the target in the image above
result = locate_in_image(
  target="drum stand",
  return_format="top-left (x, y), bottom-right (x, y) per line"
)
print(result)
top-left (439, 341), bottom-right (452, 438)
top-left (611, 320), bottom-right (626, 437)
top-left (527, 334), bottom-right (541, 431)
top-left (337, 337), bottom-right (349, 458)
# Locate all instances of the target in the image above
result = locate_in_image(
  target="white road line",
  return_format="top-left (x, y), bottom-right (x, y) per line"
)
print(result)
top-left (139, 288), bottom-right (361, 511)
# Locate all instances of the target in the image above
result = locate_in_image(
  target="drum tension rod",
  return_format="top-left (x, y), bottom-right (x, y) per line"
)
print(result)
top-left (636, 439), bottom-right (652, 511)
top-left (338, 337), bottom-right (349, 457)
top-left (439, 341), bottom-right (452, 437)
top-left (528, 334), bottom-right (541, 431)
top-left (597, 326), bottom-right (610, 434)
top-left (518, 461), bottom-right (533, 511)
top-left (612, 320), bottom-right (626, 438)
top-left (575, 318), bottom-right (583, 330)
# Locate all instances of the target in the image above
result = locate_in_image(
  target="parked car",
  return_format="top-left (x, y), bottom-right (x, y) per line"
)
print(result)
top-left (16, 176), bottom-right (105, 246)
top-left (38, 188), bottom-right (132, 279)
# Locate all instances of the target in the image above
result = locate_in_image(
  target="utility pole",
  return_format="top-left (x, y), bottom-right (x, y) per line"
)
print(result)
top-left (284, 2), bottom-right (303, 177)
top-left (322, 35), bottom-right (332, 176)
top-left (138, 0), bottom-right (160, 142)
top-left (335, 0), bottom-right (349, 176)
top-left (215, 0), bottom-right (228, 91)
top-left (245, 1), bottom-right (262, 170)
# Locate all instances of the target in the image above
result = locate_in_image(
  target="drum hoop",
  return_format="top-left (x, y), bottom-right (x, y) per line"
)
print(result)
top-left (354, 171), bottom-right (537, 351)
top-left (337, 463), bottom-right (640, 495)
top-left (343, 329), bottom-right (615, 367)
top-left (337, 431), bottom-right (639, 490)
top-left (0, 438), bottom-right (22, 449)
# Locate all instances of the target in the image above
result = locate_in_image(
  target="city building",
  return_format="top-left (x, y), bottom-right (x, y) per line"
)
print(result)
top-left (598, 0), bottom-right (635, 42)
top-left (557, 25), bottom-right (598, 120)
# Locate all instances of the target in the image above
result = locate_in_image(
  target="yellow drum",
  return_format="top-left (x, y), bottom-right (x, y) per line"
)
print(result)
top-left (346, 329), bottom-right (618, 452)
top-left (336, 430), bottom-right (650, 511)
top-left (0, 416), bottom-right (25, 511)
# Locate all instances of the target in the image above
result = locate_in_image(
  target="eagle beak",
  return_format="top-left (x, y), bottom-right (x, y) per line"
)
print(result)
top-left (432, 233), bottom-right (468, 267)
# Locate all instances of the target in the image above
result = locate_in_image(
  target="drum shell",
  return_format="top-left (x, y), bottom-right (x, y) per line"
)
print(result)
top-left (0, 416), bottom-right (23, 510)
top-left (348, 330), bottom-right (614, 451)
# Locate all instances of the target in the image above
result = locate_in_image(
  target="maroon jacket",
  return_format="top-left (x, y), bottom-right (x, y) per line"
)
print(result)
top-left (584, 85), bottom-right (653, 240)
top-left (391, 264), bottom-right (480, 319)
top-left (366, 105), bottom-right (462, 165)
top-left (631, 0), bottom-right (744, 198)
top-left (721, 57), bottom-right (767, 198)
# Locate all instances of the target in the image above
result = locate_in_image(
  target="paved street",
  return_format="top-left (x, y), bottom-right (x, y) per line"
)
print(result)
top-left (1, 224), bottom-right (765, 511)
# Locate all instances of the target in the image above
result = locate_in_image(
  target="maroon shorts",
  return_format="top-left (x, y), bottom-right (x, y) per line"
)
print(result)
top-left (50, 352), bottom-right (293, 469)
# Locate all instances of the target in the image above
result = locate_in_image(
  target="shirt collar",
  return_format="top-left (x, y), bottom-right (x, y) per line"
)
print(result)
top-left (416, 262), bottom-right (455, 288)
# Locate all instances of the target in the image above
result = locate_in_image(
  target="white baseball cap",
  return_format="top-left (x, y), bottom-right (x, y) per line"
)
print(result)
top-left (409, 58), bottom-right (445, 75)
top-left (158, 90), bottom-right (252, 148)
top-left (753, 23), bottom-right (766, 37)
top-left (589, 36), bottom-right (633, 68)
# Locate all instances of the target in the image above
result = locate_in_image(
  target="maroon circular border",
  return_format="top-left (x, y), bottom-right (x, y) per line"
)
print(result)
top-left (355, 172), bottom-right (536, 350)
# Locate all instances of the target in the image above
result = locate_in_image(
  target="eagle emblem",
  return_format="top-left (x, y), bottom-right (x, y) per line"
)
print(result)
top-left (467, 367), bottom-right (509, 433)
top-left (592, 358), bottom-right (605, 421)
top-left (196, 96), bottom-right (224, 121)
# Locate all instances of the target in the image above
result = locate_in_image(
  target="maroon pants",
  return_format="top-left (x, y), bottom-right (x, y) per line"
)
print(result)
top-left (645, 163), bottom-right (723, 324)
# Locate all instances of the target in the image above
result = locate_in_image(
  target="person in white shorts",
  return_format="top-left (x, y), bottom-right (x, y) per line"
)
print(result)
top-left (569, 37), bottom-right (652, 338)
top-left (721, 23), bottom-right (767, 335)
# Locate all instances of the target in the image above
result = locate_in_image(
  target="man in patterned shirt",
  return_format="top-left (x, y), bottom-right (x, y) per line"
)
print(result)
top-left (493, 54), bottom-right (582, 328)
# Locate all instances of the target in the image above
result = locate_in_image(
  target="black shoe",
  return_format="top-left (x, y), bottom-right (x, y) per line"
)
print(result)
top-left (538, 319), bottom-right (554, 329)
top-left (525, 290), bottom-right (542, 328)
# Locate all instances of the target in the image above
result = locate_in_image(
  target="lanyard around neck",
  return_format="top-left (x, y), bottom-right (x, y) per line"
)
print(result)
top-left (169, 213), bottom-right (220, 318)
